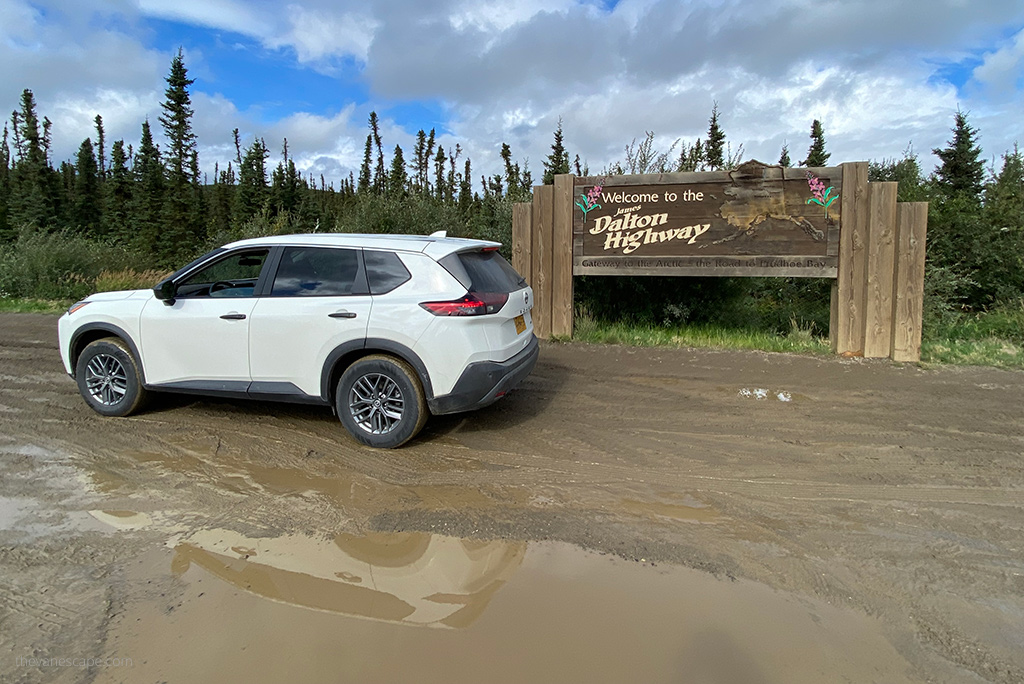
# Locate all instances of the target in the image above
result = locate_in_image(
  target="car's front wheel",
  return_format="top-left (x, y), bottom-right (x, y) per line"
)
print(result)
top-left (75, 338), bottom-right (148, 417)
top-left (336, 355), bottom-right (427, 448)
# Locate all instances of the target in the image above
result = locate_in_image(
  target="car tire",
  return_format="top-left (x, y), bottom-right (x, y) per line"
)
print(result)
top-left (336, 354), bottom-right (428, 448)
top-left (75, 338), bottom-right (148, 417)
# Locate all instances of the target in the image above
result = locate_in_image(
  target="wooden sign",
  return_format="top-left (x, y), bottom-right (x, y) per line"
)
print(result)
top-left (572, 161), bottom-right (842, 277)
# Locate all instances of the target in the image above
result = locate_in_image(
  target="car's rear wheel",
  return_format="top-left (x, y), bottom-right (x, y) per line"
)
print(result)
top-left (75, 338), bottom-right (148, 417)
top-left (336, 355), bottom-right (427, 448)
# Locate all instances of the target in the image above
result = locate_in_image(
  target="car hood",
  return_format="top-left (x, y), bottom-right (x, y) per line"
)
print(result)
top-left (86, 288), bottom-right (153, 302)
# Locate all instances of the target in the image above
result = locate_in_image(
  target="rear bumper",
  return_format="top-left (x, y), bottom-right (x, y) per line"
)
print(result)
top-left (428, 335), bottom-right (539, 415)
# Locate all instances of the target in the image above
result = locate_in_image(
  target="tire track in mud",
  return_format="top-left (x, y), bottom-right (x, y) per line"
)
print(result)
top-left (4, 314), bottom-right (1024, 683)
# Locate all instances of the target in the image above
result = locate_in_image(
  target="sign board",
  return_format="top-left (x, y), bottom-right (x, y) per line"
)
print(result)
top-left (572, 161), bottom-right (842, 277)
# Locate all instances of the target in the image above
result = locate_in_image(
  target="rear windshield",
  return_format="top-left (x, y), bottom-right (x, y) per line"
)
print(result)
top-left (439, 251), bottom-right (526, 293)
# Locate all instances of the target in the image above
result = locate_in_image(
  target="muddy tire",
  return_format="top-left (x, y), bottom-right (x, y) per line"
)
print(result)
top-left (75, 338), bottom-right (148, 417)
top-left (336, 355), bottom-right (428, 448)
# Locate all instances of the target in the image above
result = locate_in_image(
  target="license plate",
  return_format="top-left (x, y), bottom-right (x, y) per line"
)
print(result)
top-left (514, 315), bottom-right (526, 334)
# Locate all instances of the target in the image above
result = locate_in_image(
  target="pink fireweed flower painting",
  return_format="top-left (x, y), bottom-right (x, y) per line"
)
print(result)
top-left (576, 180), bottom-right (605, 221)
top-left (805, 172), bottom-right (838, 220)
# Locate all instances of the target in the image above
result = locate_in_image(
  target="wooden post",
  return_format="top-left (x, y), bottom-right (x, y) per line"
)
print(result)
top-left (862, 182), bottom-right (898, 358)
top-left (829, 281), bottom-right (839, 351)
top-left (551, 175), bottom-right (575, 338)
top-left (891, 202), bottom-right (928, 362)
top-left (512, 202), bottom-right (532, 282)
top-left (835, 162), bottom-right (869, 354)
top-left (531, 185), bottom-right (554, 339)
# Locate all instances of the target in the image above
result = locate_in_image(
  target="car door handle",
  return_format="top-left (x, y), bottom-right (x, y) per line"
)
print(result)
top-left (220, 313), bottom-right (247, 320)
top-left (328, 311), bottom-right (357, 319)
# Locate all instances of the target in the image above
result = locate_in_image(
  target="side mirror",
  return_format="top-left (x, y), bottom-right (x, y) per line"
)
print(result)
top-left (154, 278), bottom-right (177, 306)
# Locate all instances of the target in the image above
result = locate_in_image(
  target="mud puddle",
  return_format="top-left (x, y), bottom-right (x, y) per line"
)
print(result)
top-left (94, 528), bottom-right (918, 684)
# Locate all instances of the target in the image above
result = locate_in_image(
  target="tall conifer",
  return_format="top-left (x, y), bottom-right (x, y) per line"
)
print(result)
top-left (933, 109), bottom-right (985, 201)
top-left (801, 120), bottom-right (830, 167)
top-left (705, 103), bottom-right (726, 170)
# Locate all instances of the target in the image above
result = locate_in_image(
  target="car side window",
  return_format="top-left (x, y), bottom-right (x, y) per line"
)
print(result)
top-left (271, 247), bottom-right (367, 297)
top-left (364, 250), bottom-right (411, 295)
top-left (176, 249), bottom-right (269, 298)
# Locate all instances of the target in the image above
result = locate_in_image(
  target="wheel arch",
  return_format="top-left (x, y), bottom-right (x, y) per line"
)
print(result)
top-left (70, 323), bottom-right (146, 384)
top-left (321, 338), bottom-right (433, 403)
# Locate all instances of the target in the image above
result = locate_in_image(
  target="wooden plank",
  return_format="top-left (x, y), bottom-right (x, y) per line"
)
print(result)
top-left (573, 255), bottom-right (837, 278)
top-left (575, 164), bottom-right (844, 189)
top-left (531, 185), bottom-right (554, 339)
top-left (891, 202), bottom-right (929, 362)
top-left (511, 202), bottom-right (532, 281)
top-left (835, 162), bottom-right (868, 354)
top-left (551, 175), bottom-right (574, 338)
top-left (862, 182), bottom-right (898, 358)
top-left (829, 280), bottom-right (839, 352)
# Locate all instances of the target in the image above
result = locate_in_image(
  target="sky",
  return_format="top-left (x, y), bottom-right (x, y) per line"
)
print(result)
top-left (1, 0), bottom-right (1022, 188)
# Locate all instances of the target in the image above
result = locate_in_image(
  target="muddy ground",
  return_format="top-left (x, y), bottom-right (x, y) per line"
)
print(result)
top-left (1, 312), bottom-right (1022, 683)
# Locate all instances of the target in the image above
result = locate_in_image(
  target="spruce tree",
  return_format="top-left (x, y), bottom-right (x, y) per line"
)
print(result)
top-left (434, 145), bottom-right (447, 201)
top-left (357, 134), bottom-right (372, 195)
top-left (933, 109), bottom-right (985, 201)
top-left (0, 125), bottom-right (10, 240)
top-left (94, 115), bottom-right (106, 180)
top-left (705, 103), bottom-right (726, 170)
top-left (676, 139), bottom-right (704, 172)
top-left (159, 49), bottom-right (202, 261)
top-left (271, 139), bottom-right (301, 216)
top-left (210, 161), bottom-right (236, 239)
top-left (369, 112), bottom-right (385, 194)
top-left (981, 145), bottom-right (1024, 300)
top-left (104, 140), bottom-right (133, 242)
top-left (424, 129), bottom-right (435, 194)
top-left (459, 158), bottom-right (473, 215)
top-left (801, 119), bottom-right (830, 167)
top-left (9, 89), bottom-right (57, 228)
top-left (234, 137), bottom-right (269, 229)
top-left (73, 138), bottom-right (101, 234)
top-left (388, 144), bottom-right (407, 196)
top-left (778, 142), bottom-right (792, 167)
top-left (542, 118), bottom-right (570, 185)
top-left (132, 120), bottom-right (165, 255)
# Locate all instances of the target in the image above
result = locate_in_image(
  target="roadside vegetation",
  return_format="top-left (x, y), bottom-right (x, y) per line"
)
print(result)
top-left (1, 54), bottom-right (1020, 368)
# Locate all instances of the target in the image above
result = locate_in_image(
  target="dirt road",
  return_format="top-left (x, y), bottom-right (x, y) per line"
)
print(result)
top-left (1, 312), bottom-right (1022, 683)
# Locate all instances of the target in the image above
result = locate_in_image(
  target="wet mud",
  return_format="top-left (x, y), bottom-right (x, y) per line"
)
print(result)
top-left (2, 313), bottom-right (1023, 683)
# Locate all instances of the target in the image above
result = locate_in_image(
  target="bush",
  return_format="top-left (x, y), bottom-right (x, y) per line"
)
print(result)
top-left (573, 275), bottom-right (832, 335)
top-left (0, 228), bottom-right (144, 301)
top-left (95, 269), bottom-right (169, 292)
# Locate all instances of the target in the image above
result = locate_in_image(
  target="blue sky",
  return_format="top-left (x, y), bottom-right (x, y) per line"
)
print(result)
top-left (2, 0), bottom-right (1022, 187)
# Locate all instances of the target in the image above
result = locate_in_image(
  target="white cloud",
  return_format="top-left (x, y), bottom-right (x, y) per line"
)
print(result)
top-left (449, 0), bottom-right (576, 32)
top-left (972, 27), bottom-right (1024, 95)
top-left (3, 0), bottom-right (1024, 187)
top-left (266, 6), bottom-right (377, 64)
top-left (135, 0), bottom-right (270, 36)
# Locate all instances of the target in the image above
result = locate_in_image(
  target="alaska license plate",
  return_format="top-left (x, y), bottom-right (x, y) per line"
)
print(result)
top-left (514, 314), bottom-right (526, 334)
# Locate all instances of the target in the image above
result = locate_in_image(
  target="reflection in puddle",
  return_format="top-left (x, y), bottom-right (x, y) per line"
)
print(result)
top-left (170, 529), bottom-right (525, 628)
top-left (89, 509), bottom-right (154, 530)
top-left (96, 532), bottom-right (919, 684)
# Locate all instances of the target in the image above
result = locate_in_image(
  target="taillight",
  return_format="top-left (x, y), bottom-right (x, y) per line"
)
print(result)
top-left (420, 292), bottom-right (508, 316)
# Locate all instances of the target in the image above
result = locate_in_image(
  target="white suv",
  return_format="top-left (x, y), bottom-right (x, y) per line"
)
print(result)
top-left (58, 233), bottom-right (537, 448)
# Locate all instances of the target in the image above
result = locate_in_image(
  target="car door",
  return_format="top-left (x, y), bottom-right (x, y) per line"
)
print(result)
top-left (139, 248), bottom-right (271, 389)
top-left (248, 246), bottom-right (372, 398)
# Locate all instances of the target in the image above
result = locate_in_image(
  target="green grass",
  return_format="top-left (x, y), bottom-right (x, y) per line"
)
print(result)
top-left (0, 298), bottom-right (69, 314)
top-left (2, 296), bottom-right (1019, 369)
top-left (570, 312), bottom-right (832, 355)
top-left (571, 308), bottom-right (1024, 369)
top-left (920, 301), bottom-right (1024, 368)
top-left (921, 338), bottom-right (1024, 368)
